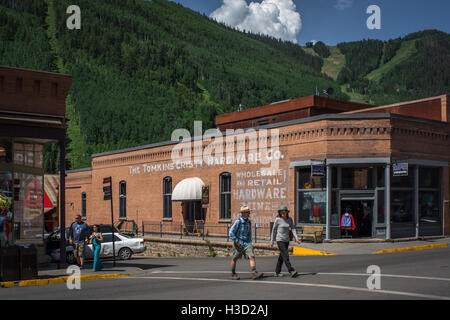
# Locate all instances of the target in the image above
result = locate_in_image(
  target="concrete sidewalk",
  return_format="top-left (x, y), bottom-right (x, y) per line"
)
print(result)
top-left (292, 237), bottom-right (450, 255)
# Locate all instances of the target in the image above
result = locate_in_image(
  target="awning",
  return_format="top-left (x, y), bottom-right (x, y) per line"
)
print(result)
top-left (172, 177), bottom-right (205, 202)
top-left (44, 174), bottom-right (59, 213)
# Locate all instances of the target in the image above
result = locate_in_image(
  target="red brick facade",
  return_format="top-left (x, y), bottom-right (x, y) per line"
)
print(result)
top-left (65, 95), bottom-right (450, 239)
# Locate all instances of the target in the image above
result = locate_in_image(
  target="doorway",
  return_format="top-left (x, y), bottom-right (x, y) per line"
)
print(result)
top-left (182, 201), bottom-right (205, 232)
top-left (340, 200), bottom-right (374, 238)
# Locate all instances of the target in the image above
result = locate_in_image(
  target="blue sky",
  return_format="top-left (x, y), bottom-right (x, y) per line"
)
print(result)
top-left (172, 0), bottom-right (450, 45)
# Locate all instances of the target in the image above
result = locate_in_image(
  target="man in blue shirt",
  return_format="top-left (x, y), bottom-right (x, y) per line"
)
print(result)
top-left (68, 215), bottom-right (89, 269)
top-left (229, 206), bottom-right (263, 280)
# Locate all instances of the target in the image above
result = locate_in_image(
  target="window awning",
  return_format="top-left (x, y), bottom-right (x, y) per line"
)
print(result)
top-left (171, 177), bottom-right (205, 202)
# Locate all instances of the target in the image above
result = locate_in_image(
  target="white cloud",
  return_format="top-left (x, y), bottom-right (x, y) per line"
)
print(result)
top-left (334, 0), bottom-right (353, 10)
top-left (210, 0), bottom-right (302, 44)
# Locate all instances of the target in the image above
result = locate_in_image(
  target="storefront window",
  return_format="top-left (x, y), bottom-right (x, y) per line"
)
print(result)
top-left (34, 144), bottom-right (43, 169)
top-left (0, 172), bottom-right (13, 247)
top-left (377, 189), bottom-right (385, 224)
top-left (419, 167), bottom-right (440, 188)
top-left (391, 191), bottom-right (414, 223)
top-left (330, 191), bottom-right (339, 226)
top-left (24, 144), bottom-right (34, 167)
top-left (419, 167), bottom-right (441, 236)
top-left (376, 166), bottom-right (385, 188)
top-left (0, 138), bottom-right (12, 164)
top-left (296, 167), bottom-right (326, 224)
top-left (332, 167), bottom-right (337, 188)
top-left (0, 172), bottom-right (12, 199)
top-left (419, 191), bottom-right (440, 223)
top-left (341, 167), bottom-right (373, 189)
top-left (14, 172), bottom-right (44, 244)
top-left (297, 191), bottom-right (326, 224)
top-left (391, 172), bottom-right (414, 188)
top-left (13, 143), bottom-right (43, 168)
top-left (13, 143), bottom-right (24, 165)
top-left (297, 167), bottom-right (325, 189)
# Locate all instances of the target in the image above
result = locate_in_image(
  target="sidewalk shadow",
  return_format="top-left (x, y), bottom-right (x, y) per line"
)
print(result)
top-left (99, 260), bottom-right (174, 271)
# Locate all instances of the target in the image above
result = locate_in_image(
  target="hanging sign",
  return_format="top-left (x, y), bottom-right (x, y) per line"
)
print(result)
top-left (201, 186), bottom-right (209, 205)
top-left (392, 162), bottom-right (408, 177)
top-left (311, 160), bottom-right (326, 177)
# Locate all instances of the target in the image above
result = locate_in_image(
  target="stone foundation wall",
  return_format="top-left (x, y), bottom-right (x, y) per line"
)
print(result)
top-left (138, 237), bottom-right (283, 258)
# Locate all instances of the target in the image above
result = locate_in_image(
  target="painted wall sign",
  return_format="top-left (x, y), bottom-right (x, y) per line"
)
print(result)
top-left (233, 168), bottom-right (288, 225)
top-left (127, 152), bottom-right (284, 176)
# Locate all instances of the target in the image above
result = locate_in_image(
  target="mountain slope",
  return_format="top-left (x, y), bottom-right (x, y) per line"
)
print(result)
top-left (1, 0), bottom-right (347, 170)
top-left (334, 30), bottom-right (450, 104)
top-left (1, 0), bottom-right (448, 172)
top-left (321, 46), bottom-right (346, 81)
top-left (366, 39), bottom-right (417, 83)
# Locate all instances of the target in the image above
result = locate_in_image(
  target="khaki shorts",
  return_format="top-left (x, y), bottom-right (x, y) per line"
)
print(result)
top-left (73, 241), bottom-right (86, 258)
top-left (232, 242), bottom-right (255, 261)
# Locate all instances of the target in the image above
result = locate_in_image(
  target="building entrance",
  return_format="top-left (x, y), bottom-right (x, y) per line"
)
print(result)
top-left (182, 201), bottom-right (205, 232)
top-left (340, 200), bottom-right (374, 238)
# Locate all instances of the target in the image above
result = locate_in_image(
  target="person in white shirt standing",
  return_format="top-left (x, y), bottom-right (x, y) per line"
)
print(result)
top-left (270, 205), bottom-right (300, 277)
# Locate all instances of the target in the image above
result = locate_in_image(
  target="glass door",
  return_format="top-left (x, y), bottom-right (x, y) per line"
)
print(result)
top-left (339, 191), bottom-right (375, 238)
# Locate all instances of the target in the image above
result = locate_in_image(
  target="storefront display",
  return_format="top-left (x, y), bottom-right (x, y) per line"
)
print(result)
top-left (0, 193), bottom-right (13, 247)
top-left (0, 138), bottom-right (46, 246)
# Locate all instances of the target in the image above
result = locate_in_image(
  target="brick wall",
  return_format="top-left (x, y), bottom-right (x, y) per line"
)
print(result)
top-left (65, 114), bottom-right (450, 235)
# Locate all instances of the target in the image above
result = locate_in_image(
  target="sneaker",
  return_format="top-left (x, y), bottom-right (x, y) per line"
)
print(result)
top-left (252, 271), bottom-right (264, 280)
top-left (231, 273), bottom-right (240, 280)
top-left (289, 270), bottom-right (298, 278)
top-left (274, 272), bottom-right (284, 277)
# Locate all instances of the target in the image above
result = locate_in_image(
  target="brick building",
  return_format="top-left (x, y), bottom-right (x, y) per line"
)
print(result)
top-left (0, 66), bottom-right (71, 252)
top-left (65, 94), bottom-right (450, 240)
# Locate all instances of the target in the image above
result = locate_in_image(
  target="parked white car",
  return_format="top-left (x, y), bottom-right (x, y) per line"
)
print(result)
top-left (51, 233), bottom-right (145, 264)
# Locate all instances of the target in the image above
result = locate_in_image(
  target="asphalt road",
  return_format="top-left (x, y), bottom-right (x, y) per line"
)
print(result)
top-left (2, 246), bottom-right (450, 301)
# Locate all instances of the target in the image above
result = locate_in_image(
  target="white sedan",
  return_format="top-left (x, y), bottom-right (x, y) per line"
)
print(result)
top-left (51, 233), bottom-right (146, 264)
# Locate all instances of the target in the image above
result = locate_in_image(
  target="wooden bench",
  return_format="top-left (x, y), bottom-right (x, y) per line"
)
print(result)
top-left (298, 225), bottom-right (324, 243)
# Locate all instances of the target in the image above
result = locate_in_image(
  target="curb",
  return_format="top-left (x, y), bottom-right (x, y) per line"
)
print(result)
top-left (372, 243), bottom-right (448, 254)
top-left (292, 247), bottom-right (336, 256)
top-left (0, 273), bottom-right (131, 288)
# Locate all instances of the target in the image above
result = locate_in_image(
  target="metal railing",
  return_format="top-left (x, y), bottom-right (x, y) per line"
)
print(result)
top-left (140, 221), bottom-right (273, 243)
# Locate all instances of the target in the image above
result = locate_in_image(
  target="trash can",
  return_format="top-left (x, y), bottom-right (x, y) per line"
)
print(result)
top-left (18, 244), bottom-right (37, 280)
top-left (0, 245), bottom-right (20, 281)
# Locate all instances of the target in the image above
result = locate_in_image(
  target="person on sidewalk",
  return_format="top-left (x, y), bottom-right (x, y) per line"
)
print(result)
top-left (90, 225), bottom-right (104, 272)
top-left (68, 214), bottom-right (90, 269)
top-left (229, 206), bottom-right (263, 280)
top-left (270, 205), bottom-right (300, 278)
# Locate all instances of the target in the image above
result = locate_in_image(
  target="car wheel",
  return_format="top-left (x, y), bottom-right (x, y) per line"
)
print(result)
top-left (118, 247), bottom-right (132, 260)
top-left (66, 252), bottom-right (77, 264)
